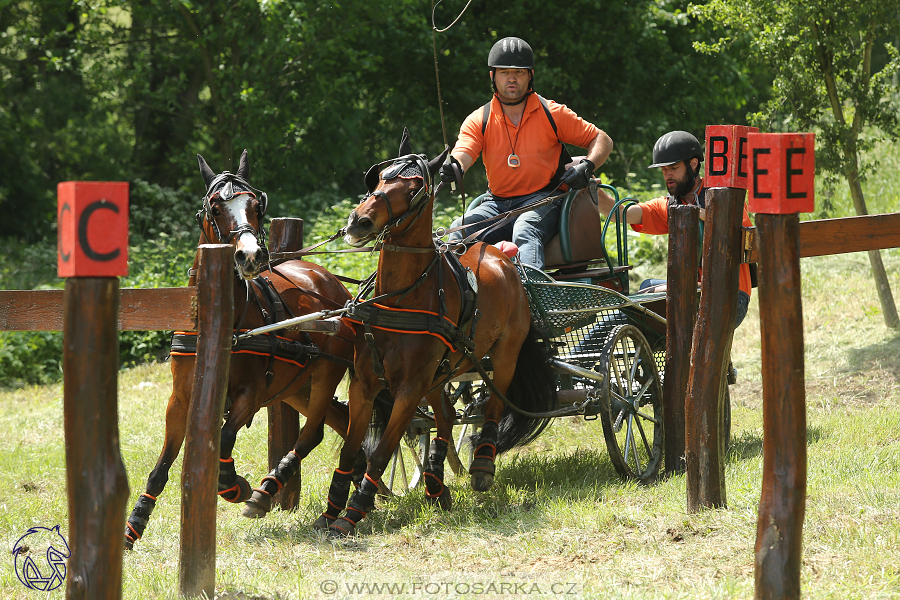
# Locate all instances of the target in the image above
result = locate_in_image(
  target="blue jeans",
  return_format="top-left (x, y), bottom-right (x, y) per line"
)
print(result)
top-left (448, 190), bottom-right (561, 270)
top-left (639, 278), bottom-right (750, 329)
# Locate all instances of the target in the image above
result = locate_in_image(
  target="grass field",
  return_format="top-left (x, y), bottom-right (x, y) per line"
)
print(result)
top-left (1, 249), bottom-right (899, 599)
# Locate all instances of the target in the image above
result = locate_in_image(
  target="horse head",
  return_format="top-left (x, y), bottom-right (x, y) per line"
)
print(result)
top-left (196, 149), bottom-right (269, 280)
top-left (344, 128), bottom-right (448, 247)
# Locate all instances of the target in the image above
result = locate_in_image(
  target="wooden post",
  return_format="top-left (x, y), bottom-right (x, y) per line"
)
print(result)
top-left (664, 204), bottom-right (699, 475)
top-left (63, 278), bottom-right (130, 600)
top-left (685, 188), bottom-right (744, 511)
top-left (754, 214), bottom-right (806, 599)
top-left (749, 132), bottom-right (814, 600)
top-left (266, 218), bottom-right (304, 510)
top-left (58, 181), bottom-right (130, 600)
top-left (179, 244), bottom-right (233, 598)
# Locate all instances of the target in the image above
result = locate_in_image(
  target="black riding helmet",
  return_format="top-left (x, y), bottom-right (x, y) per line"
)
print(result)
top-left (648, 131), bottom-right (703, 169)
top-left (488, 37), bottom-right (534, 93)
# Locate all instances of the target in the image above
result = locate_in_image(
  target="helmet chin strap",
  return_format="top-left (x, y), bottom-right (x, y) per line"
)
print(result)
top-left (496, 90), bottom-right (532, 106)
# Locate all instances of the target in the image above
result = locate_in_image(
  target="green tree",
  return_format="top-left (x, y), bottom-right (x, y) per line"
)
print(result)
top-left (693, 0), bottom-right (900, 328)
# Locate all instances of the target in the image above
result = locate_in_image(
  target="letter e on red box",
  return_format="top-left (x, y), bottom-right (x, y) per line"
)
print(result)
top-left (704, 125), bottom-right (759, 189)
top-left (747, 133), bottom-right (815, 214)
top-left (58, 181), bottom-right (129, 277)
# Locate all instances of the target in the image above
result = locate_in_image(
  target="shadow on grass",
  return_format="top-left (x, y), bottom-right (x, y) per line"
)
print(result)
top-left (846, 333), bottom-right (900, 381)
top-left (249, 449), bottom-right (627, 546)
top-left (726, 424), bottom-right (826, 463)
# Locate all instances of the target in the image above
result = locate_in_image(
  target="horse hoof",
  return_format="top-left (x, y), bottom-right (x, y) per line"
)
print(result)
top-left (470, 471), bottom-right (494, 492)
top-left (469, 457), bottom-right (496, 492)
top-left (426, 487), bottom-right (453, 511)
top-left (241, 490), bottom-right (272, 518)
top-left (312, 514), bottom-right (335, 531)
top-left (124, 538), bottom-right (134, 551)
top-left (327, 517), bottom-right (356, 538)
top-left (219, 476), bottom-right (252, 504)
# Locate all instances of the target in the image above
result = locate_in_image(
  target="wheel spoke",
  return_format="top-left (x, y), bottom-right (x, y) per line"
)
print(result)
top-left (634, 412), bottom-right (653, 457)
top-left (634, 409), bottom-right (661, 425)
top-left (618, 339), bottom-right (634, 391)
top-left (629, 344), bottom-right (642, 382)
top-left (627, 414), bottom-right (642, 473)
top-left (634, 378), bottom-right (653, 404)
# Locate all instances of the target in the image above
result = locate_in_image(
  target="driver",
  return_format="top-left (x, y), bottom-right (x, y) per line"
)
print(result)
top-left (440, 36), bottom-right (613, 270)
top-left (596, 130), bottom-right (753, 328)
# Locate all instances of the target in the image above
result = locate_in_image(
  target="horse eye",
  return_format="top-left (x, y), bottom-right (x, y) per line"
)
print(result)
top-left (211, 206), bottom-right (222, 217)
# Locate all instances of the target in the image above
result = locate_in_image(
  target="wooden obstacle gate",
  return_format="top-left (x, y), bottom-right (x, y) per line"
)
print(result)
top-left (2, 180), bottom-right (308, 598)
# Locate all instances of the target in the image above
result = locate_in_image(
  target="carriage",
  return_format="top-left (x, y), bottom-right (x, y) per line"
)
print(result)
top-left (131, 139), bottom-right (728, 544)
top-left (386, 178), bottom-right (675, 491)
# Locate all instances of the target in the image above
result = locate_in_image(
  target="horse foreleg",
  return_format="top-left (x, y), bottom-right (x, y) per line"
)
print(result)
top-left (423, 388), bottom-right (453, 510)
top-left (469, 354), bottom-right (517, 492)
top-left (125, 388), bottom-right (188, 550)
top-left (217, 386), bottom-right (260, 504)
top-left (328, 384), bottom-right (425, 538)
top-left (313, 377), bottom-right (374, 531)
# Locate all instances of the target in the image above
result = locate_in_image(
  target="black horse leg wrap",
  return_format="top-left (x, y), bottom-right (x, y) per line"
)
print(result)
top-left (257, 451), bottom-right (300, 497)
top-left (218, 458), bottom-right (237, 489)
top-left (425, 438), bottom-right (449, 497)
top-left (322, 468), bottom-right (354, 521)
top-left (125, 493), bottom-right (157, 547)
top-left (344, 475), bottom-right (379, 525)
top-left (475, 420), bottom-right (499, 458)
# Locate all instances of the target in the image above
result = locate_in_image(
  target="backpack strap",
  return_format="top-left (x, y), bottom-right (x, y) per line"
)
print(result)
top-left (535, 94), bottom-right (559, 141)
top-left (481, 101), bottom-right (491, 136)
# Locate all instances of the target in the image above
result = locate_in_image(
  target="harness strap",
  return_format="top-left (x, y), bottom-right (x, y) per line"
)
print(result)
top-left (363, 321), bottom-right (389, 389)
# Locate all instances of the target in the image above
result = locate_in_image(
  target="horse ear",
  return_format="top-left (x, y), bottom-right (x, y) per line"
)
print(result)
top-left (197, 154), bottom-right (216, 189)
top-left (427, 147), bottom-right (450, 180)
top-left (236, 149), bottom-right (249, 180)
top-left (398, 128), bottom-right (412, 157)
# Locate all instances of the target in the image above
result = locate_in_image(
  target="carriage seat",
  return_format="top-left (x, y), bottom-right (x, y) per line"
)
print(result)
top-left (464, 180), bottom-right (634, 291)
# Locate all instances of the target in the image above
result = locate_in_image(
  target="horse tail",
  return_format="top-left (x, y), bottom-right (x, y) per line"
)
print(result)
top-left (363, 389), bottom-right (392, 454)
top-left (495, 324), bottom-right (556, 454)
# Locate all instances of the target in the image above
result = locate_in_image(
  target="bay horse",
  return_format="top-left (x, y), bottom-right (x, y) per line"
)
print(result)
top-left (316, 129), bottom-right (556, 536)
top-left (125, 150), bottom-right (360, 549)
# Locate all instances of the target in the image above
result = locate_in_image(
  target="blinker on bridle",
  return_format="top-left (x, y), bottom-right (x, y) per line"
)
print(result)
top-left (196, 171), bottom-right (269, 248)
top-left (358, 153), bottom-right (434, 241)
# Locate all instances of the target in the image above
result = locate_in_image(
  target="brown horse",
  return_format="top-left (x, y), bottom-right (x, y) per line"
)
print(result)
top-left (316, 130), bottom-right (556, 536)
top-left (125, 150), bottom-right (359, 549)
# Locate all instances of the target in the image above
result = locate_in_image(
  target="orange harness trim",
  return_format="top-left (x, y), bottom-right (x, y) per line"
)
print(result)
top-left (170, 330), bottom-right (310, 369)
top-left (342, 303), bottom-right (460, 353)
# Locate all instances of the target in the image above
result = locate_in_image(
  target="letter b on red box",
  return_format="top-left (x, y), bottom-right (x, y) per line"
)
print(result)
top-left (58, 181), bottom-right (129, 277)
top-left (705, 125), bottom-right (759, 189)
top-left (747, 133), bottom-right (815, 214)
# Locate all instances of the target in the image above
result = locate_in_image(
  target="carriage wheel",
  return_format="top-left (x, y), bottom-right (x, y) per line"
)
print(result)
top-left (597, 325), bottom-right (664, 482)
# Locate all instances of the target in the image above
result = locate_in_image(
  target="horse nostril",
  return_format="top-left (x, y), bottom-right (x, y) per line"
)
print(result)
top-left (358, 217), bottom-right (373, 230)
top-left (234, 249), bottom-right (247, 265)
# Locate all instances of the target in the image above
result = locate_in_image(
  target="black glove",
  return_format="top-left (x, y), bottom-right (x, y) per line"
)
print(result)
top-left (440, 155), bottom-right (464, 186)
top-left (559, 159), bottom-right (595, 190)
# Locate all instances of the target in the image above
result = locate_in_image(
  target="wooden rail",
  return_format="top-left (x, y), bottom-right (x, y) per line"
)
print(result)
top-left (742, 212), bottom-right (900, 263)
top-left (0, 287), bottom-right (196, 332)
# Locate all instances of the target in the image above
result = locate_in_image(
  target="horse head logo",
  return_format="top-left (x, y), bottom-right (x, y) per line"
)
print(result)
top-left (12, 525), bottom-right (70, 591)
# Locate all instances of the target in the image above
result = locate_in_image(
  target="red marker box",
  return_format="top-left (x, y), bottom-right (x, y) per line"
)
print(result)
top-left (747, 133), bottom-right (815, 214)
top-left (704, 125), bottom-right (759, 189)
top-left (58, 181), bottom-right (129, 277)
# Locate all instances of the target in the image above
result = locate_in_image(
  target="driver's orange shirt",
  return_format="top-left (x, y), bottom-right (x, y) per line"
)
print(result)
top-left (632, 188), bottom-right (753, 297)
top-left (454, 93), bottom-right (600, 198)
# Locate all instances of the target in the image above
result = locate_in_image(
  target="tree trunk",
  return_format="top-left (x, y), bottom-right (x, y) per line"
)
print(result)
top-left (844, 155), bottom-right (900, 329)
top-left (813, 19), bottom-right (900, 330)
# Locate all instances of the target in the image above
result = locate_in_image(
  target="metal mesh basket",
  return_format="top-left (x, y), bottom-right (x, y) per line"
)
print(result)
top-left (519, 264), bottom-right (632, 337)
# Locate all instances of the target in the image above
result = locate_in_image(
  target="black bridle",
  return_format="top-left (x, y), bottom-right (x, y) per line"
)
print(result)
top-left (348, 153), bottom-right (436, 247)
top-left (195, 171), bottom-right (269, 251)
